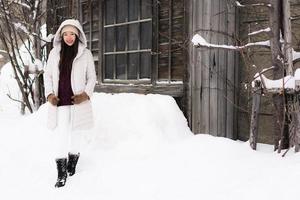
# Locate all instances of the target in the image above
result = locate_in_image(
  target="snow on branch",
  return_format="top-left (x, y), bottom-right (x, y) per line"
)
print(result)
top-left (192, 34), bottom-right (270, 51)
top-left (32, 0), bottom-right (39, 21)
top-left (11, 0), bottom-right (31, 10)
top-left (13, 22), bottom-right (29, 34)
top-left (41, 33), bottom-right (54, 43)
top-left (293, 49), bottom-right (300, 61)
top-left (234, 1), bottom-right (271, 8)
top-left (252, 73), bottom-right (294, 90)
top-left (0, 49), bottom-right (8, 54)
top-left (248, 27), bottom-right (271, 36)
top-left (252, 68), bottom-right (300, 91)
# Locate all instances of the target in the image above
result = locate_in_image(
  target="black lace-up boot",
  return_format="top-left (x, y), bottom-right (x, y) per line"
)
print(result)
top-left (55, 158), bottom-right (68, 188)
top-left (67, 153), bottom-right (80, 176)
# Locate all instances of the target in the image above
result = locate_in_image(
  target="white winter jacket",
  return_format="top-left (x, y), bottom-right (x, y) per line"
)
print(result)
top-left (44, 19), bottom-right (96, 130)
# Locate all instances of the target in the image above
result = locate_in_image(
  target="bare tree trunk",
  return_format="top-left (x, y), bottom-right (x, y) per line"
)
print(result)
top-left (269, 0), bottom-right (289, 152)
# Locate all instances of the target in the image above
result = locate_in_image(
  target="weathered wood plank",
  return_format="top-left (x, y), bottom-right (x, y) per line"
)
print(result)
top-left (191, 0), bottom-right (203, 133)
top-left (209, 0), bottom-right (219, 136)
top-left (226, 2), bottom-right (236, 139)
top-left (201, 0), bottom-right (211, 134)
top-left (217, 0), bottom-right (226, 137)
top-left (95, 84), bottom-right (184, 97)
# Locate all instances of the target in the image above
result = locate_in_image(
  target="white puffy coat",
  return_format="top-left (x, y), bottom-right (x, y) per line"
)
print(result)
top-left (44, 19), bottom-right (96, 130)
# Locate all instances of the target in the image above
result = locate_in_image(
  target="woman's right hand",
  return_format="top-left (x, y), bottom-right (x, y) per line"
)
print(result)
top-left (47, 94), bottom-right (60, 106)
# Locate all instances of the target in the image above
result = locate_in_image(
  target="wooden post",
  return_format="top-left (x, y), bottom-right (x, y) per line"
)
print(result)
top-left (249, 80), bottom-right (262, 150)
top-left (283, 0), bottom-right (293, 75)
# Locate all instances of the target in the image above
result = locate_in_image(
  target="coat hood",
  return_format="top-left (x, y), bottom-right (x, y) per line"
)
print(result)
top-left (53, 19), bottom-right (87, 50)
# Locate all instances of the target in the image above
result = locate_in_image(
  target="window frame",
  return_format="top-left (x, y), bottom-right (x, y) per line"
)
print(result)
top-left (78, 0), bottom-right (185, 87)
top-left (102, 0), bottom-right (154, 84)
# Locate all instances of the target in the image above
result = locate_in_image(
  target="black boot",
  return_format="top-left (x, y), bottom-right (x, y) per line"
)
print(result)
top-left (67, 153), bottom-right (80, 176)
top-left (55, 158), bottom-right (67, 188)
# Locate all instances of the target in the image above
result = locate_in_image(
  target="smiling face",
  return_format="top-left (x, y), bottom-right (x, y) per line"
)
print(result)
top-left (63, 31), bottom-right (76, 46)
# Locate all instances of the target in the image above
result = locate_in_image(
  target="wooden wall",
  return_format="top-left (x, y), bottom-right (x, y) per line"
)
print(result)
top-left (188, 0), bottom-right (238, 139)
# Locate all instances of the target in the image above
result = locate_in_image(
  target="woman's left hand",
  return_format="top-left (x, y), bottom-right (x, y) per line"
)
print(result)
top-left (71, 92), bottom-right (89, 104)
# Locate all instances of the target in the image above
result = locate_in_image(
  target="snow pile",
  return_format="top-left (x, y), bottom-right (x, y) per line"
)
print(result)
top-left (0, 63), bottom-right (21, 114)
top-left (1, 92), bottom-right (300, 200)
top-left (90, 93), bottom-right (192, 151)
top-left (30, 93), bottom-right (192, 156)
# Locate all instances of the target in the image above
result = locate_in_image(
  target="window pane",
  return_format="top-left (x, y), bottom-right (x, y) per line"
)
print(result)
top-left (83, 22), bottom-right (90, 32)
top-left (92, 51), bottom-right (98, 61)
top-left (128, 53), bottom-right (139, 79)
top-left (141, 0), bottom-right (152, 19)
top-left (140, 22), bottom-right (152, 49)
top-left (129, 0), bottom-right (139, 21)
top-left (116, 26), bottom-right (127, 51)
top-left (117, 0), bottom-right (128, 23)
top-left (82, 3), bottom-right (89, 22)
top-left (105, 55), bottom-right (115, 79)
top-left (94, 61), bottom-right (98, 76)
top-left (92, 41), bottom-right (99, 51)
top-left (116, 54), bottom-right (126, 79)
top-left (105, 0), bottom-right (115, 25)
top-left (140, 52), bottom-right (151, 78)
top-left (92, 1), bottom-right (99, 20)
top-left (92, 31), bottom-right (99, 40)
top-left (128, 23), bottom-right (139, 50)
top-left (92, 21), bottom-right (99, 30)
top-left (105, 27), bottom-right (115, 52)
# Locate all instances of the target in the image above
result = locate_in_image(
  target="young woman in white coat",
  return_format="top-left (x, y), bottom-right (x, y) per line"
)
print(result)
top-left (44, 19), bottom-right (96, 188)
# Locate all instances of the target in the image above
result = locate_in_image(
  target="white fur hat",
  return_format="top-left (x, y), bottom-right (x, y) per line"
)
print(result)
top-left (60, 25), bottom-right (79, 36)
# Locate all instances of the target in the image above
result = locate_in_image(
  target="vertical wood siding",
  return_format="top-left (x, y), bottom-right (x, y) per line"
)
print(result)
top-left (188, 0), bottom-right (237, 139)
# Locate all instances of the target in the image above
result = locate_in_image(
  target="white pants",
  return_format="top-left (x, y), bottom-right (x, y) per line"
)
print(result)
top-left (53, 106), bottom-right (83, 159)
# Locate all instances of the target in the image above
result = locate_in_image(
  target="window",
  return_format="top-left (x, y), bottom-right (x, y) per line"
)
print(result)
top-left (77, 0), bottom-right (185, 86)
top-left (103, 0), bottom-right (153, 82)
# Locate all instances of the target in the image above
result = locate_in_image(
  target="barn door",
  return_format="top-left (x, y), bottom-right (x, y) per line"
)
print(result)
top-left (189, 0), bottom-right (237, 139)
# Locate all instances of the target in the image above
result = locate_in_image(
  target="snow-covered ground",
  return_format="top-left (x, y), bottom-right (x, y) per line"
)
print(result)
top-left (1, 64), bottom-right (300, 200)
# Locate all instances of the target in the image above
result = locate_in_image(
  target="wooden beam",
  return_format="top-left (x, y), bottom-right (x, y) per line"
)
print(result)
top-left (95, 83), bottom-right (184, 97)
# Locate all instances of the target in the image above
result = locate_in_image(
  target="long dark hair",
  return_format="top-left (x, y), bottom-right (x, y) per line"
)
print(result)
top-left (58, 35), bottom-right (79, 72)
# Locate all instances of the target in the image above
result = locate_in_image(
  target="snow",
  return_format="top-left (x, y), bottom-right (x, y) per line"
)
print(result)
top-left (248, 27), bottom-right (271, 36)
top-left (13, 22), bottom-right (29, 34)
top-left (192, 34), bottom-right (270, 50)
top-left (29, 59), bottom-right (43, 72)
top-left (12, 0), bottom-right (31, 10)
top-left (1, 65), bottom-right (300, 200)
top-left (252, 68), bottom-right (300, 89)
top-left (235, 1), bottom-right (245, 7)
top-left (1, 24), bottom-right (300, 199)
top-left (0, 49), bottom-right (7, 54)
top-left (192, 34), bottom-right (237, 50)
top-left (235, 1), bottom-right (271, 7)
top-left (293, 48), bottom-right (300, 61)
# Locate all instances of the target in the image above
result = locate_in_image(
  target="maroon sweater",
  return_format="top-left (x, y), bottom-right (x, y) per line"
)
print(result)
top-left (57, 65), bottom-right (74, 106)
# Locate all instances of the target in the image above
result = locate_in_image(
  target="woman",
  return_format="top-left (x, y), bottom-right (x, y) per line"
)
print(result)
top-left (44, 19), bottom-right (96, 188)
